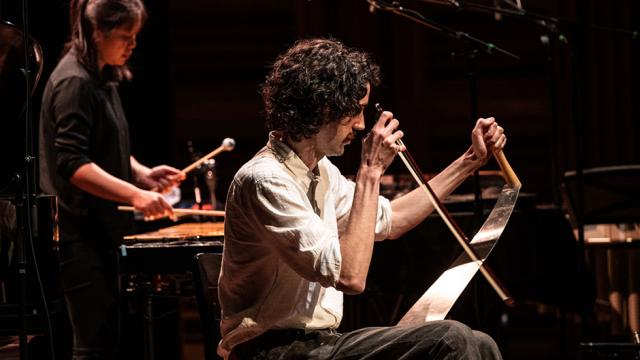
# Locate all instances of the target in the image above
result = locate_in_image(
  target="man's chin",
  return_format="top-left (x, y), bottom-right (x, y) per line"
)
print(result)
top-left (327, 146), bottom-right (346, 157)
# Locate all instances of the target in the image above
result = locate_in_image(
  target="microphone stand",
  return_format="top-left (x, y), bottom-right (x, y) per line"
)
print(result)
top-left (367, 0), bottom-right (520, 331)
top-left (367, 2), bottom-right (520, 228)
top-left (187, 141), bottom-right (203, 212)
top-left (417, 0), bottom-right (570, 209)
top-left (419, 0), bottom-right (637, 210)
top-left (368, 0), bottom-right (520, 60)
top-left (3, 2), bottom-right (55, 358)
top-left (366, 0), bottom-right (519, 223)
top-left (466, 49), bottom-right (483, 233)
top-left (18, 0), bottom-right (34, 357)
top-left (449, 0), bottom-right (567, 208)
top-left (203, 159), bottom-right (217, 210)
top-left (432, 0), bottom-right (638, 41)
top-left (420, 0), bottom-right (638, 206)
top-left (9, 0), bottom-right (54, 358)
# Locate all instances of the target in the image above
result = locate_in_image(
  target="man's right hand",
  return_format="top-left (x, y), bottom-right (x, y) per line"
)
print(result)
top-left (360, 110), bottom-right (405, 175)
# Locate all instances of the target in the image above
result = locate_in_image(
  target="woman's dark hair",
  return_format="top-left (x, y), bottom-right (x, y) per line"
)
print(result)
top-left (262, 38), bottom-right (381, 141)
top-left (64, 0), bottom-right (146, 83)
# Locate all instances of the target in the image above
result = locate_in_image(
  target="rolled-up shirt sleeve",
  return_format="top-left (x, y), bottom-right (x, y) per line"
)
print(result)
top-left (331, 165), bottom-right (393, 241)
top-left (249, 176), bottom-right (342, 288)
top-left (50, 76), bottom-right (95, 180)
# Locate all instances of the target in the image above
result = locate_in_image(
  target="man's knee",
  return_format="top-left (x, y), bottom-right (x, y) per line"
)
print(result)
top-left (472, 330), bottom-right (502, 360)
top-left (439, 320), bottom-right (475, 346)
top-left (436, 320), bottom-right (496, 359)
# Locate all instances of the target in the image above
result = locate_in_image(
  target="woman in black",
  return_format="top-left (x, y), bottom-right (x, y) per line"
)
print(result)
top-left (39, 0), bottom-right (184, 358)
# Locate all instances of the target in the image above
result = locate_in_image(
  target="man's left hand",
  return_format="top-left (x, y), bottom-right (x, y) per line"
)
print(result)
top-left (465, 117), bottom-right (506, 167)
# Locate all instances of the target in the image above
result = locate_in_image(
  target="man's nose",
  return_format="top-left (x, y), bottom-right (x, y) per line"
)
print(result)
top-left (353, 114), bottom-right (365, 131)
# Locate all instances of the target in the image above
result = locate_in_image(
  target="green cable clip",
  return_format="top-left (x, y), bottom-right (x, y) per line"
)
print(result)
top-left (559, 34), bottom-right (568, 44)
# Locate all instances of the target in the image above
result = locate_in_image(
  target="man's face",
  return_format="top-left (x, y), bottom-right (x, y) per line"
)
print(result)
top-left (316, 83), bottom-right (370, 157)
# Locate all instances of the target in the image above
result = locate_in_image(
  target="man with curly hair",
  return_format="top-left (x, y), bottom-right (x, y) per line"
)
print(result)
top-left (219, 38), bottom-right (506, 359)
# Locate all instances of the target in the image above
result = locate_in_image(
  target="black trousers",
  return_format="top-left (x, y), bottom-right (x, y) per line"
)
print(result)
top-left (231, 320), bottom-right (502, 360)
top-left (58, 241), bottom-right (119, 360)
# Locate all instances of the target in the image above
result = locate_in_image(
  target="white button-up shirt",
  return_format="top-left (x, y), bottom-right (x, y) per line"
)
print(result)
top-left (218, 132), bottom-right (392, 357)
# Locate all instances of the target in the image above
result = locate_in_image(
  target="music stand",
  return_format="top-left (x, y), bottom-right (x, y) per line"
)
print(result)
top-left (563, 165), bottom-right (640, 226)
top-left (563, 165), bottom-right (640, 358)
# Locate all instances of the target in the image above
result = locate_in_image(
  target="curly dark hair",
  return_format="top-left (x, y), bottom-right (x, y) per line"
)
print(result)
top-left (262, 38), bottom-right (381, 142)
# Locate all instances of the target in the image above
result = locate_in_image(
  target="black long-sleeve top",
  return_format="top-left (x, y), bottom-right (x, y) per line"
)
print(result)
top-left (39, 50), bottom-right (133, 245)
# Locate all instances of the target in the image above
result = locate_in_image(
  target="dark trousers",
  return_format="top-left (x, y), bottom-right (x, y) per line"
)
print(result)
top-left (231, 320), bottom-right (502, 359)
top-left (59, 241), bottom-right (119, 360)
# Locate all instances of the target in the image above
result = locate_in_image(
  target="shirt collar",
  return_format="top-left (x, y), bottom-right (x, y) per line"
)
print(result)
top-left (267, 131), bottom-right (320, 185)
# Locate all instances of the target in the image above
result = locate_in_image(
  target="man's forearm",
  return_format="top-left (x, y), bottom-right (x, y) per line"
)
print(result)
top-left (388, 150), bottom-right (480, 239)
top-left (336, 166), bottom-right (382, 294)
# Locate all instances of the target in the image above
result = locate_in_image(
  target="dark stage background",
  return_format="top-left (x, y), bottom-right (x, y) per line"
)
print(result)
top-left (1, 0), bottom-right (639, 359)
top-left (2, 0), bottom-right (638, 205)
